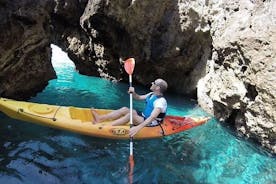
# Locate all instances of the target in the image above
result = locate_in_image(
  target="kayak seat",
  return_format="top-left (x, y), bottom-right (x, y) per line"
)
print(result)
top-left (69, 107), bottom-right (93, 122)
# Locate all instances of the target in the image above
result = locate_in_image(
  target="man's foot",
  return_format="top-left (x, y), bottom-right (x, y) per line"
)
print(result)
top-left (91, 108), bottom-right (101, 124)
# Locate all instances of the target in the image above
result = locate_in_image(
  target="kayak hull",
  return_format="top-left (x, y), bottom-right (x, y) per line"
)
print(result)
top-left (0, 98), bottom-right (210, 139)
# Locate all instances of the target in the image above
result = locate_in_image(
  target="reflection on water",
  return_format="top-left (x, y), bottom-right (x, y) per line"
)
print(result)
top-left (0, 45), bottom-right (275, 184)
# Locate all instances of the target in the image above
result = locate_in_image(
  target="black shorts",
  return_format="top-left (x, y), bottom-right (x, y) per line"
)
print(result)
top-left (137, 111), bottom-right (146, 120)
top-left (137, 111), bottom-right (161, 127)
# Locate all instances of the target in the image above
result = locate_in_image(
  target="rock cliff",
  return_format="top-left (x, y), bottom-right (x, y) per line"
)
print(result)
top-left (197, 0), bottom-right (276, 153)
top-left (0, 0), bottom-right (275, 153)
top-left (0, 0), bottom-right (56, 98)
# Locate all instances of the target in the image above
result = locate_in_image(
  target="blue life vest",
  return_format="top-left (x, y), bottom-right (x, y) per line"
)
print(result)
top-left (142, 94), bottom-right (166, 122)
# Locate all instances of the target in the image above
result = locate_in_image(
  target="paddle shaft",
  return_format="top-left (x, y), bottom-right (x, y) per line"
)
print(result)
top-left (129, 74), bottom-right (134, 156)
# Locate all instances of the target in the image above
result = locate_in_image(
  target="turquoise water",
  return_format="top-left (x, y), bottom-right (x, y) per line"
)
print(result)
top-left (0, 45), bottom-right (275, 184)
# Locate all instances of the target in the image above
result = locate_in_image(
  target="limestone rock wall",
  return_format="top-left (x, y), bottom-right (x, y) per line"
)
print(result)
top-left (77, 0), bottom-right (212, 92)
top-left (0, 0), bottom-right (56, 99)
top-left (197, 0), bottom-right (276, 153)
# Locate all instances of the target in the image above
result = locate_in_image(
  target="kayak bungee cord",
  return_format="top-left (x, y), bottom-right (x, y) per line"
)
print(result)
top-left (17, 106), bottom-right (62, 121)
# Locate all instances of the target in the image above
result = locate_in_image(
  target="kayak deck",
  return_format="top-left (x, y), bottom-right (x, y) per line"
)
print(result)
top-left (0, 98), bottom-right (210, 139)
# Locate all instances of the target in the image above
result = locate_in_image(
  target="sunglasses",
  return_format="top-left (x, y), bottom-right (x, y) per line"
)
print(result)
top-left (151, 81), bottom-right (160, 87)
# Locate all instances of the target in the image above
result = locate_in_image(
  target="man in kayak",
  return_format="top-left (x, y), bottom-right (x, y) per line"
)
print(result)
top-left (91, 78), bottom-right (168, 136)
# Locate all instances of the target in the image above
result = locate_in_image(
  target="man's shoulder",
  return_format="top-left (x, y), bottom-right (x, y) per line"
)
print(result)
top-left (155, 96), bottom-right (167, 103)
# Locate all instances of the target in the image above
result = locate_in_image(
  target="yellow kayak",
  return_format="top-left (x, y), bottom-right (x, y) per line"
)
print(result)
top-left (0, 98), bottom-right (210, 139)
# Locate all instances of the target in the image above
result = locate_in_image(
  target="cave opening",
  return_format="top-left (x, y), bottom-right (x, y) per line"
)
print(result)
top-left (50, 44), bottom-right (76, 77)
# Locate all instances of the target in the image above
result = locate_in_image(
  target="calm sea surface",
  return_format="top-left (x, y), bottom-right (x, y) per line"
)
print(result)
top-left (0, 45), bottom-right (275, 184)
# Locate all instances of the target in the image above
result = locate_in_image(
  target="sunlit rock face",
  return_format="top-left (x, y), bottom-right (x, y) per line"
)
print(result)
top-left (197, 0), bottom-right (276, 153)
top-left (0, 0), bottom-right (56, 99)
top-left (0, 0), bottom-right (275, 153)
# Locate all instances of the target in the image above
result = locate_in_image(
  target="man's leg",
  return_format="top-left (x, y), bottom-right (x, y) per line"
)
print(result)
top-left (111, 110), bottom-right (144, 126)
top-left (91, 107), bottom-right (129, 124)
top-left (111, 113), bottom-right (130, 125)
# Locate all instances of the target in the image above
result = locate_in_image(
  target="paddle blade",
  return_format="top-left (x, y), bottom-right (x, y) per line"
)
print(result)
top-left (128, 155), bottom-right (134, 184)
top-left (124, 58), bottom-right (135, 75)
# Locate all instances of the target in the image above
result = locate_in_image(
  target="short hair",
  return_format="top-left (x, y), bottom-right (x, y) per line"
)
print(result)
top-left (156, 79), bottom-right (168, 93)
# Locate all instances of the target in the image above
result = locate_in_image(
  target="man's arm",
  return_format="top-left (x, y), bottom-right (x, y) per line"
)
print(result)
top-left (129, 108), bottom-right (161, 137)
top-left (128, 87), bottom-right (150, 100)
